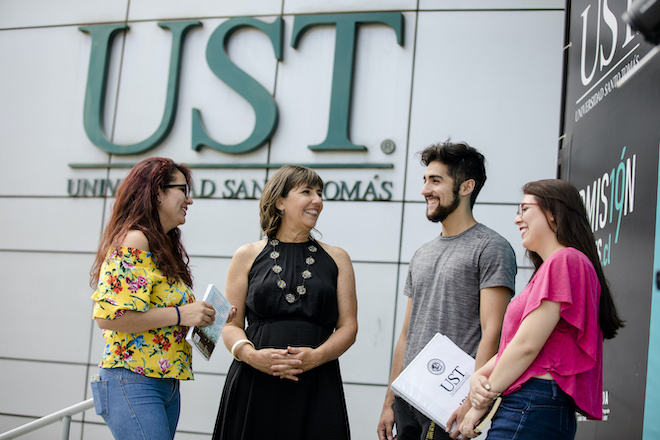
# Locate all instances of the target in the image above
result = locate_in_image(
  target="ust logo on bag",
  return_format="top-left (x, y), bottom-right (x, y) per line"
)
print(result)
top-left (440, 366), bottom-right (470, 395)
top-left (427, 359), bottom-right (445, 375)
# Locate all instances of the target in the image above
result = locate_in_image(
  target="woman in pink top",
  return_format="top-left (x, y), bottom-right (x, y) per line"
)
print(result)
top-left (457, 179), bottom-right (624, 440)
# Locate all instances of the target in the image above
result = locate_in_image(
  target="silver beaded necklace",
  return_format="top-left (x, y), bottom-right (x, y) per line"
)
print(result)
top-left (269, 238), bottom-right (317, 304)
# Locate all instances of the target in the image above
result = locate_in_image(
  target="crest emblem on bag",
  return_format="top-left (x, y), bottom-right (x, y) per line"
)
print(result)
top-left (427, 359), bottom-right (445, 375)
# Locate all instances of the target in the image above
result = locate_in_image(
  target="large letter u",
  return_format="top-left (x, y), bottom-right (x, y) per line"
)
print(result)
top-left (79, 21), bottom-right (200, 155)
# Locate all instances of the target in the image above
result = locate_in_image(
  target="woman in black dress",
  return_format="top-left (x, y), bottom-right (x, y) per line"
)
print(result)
top-left (212, 165), bottom-right (358, 440)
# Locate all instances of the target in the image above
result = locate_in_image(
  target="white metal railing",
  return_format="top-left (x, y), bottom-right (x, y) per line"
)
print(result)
top-left (0, 398), bottom-right (95, 440)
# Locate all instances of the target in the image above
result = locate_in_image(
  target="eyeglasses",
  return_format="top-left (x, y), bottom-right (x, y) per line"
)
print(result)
top-left (163, 183), bottom-right (190, 198)
top-left (516, 202), bottom-right (540, 217)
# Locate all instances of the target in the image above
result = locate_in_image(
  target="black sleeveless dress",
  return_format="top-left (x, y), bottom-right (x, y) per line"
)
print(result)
top-left (212, 239), bottom-right (351, 440)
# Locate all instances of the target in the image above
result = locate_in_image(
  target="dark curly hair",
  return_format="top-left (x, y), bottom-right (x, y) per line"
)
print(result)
top-left (419, 139), bottom-right (486, 208)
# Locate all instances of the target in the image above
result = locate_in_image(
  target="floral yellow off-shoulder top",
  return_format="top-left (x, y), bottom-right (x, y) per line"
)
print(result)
top-left (91, 247), bottom-right (196, 380)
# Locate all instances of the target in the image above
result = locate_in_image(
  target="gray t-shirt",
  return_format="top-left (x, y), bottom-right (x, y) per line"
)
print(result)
top-left (403, 223), bottom-right (516, 368)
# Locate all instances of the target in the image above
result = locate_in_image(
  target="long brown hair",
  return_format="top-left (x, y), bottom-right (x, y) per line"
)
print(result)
top-left (259, 165), bottom-right (324, 239)
top-left (522, 179), bottom-right (624, 339)
top-left (90, 157), bottom-right (193, 288)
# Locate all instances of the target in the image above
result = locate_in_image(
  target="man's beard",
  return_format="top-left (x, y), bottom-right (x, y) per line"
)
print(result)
top-left (426, 188), bottom-right (460, 223)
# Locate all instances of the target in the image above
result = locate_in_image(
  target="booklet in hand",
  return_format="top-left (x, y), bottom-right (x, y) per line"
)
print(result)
top-left (474, 396), bottom-right (502, 435)
top-left (391, 333), bottom-right (475, 431)
top-left (185, 284), bottom-right (232, 361)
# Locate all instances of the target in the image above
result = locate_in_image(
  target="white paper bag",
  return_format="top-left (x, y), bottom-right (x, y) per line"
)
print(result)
top-left (391, 333), bottom-right (475, 430)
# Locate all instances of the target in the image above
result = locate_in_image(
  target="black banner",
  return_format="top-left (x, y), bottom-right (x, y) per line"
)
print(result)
top-left (560, 1), bottom-right (660, 438)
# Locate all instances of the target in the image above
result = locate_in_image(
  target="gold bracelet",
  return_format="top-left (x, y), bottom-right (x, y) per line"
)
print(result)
top-left (230, 339), bottom-right (255, 361)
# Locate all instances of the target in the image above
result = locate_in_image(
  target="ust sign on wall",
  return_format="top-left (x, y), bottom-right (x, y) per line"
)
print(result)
top-left (560, 0), bottom-right (660, 438)
top-left (70, 13), bottom-right (405, 202)
top-left (78, 13), bottom-right (403, 156)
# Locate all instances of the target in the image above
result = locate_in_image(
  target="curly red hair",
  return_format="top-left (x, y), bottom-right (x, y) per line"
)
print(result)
top-left (90, 157), bottom-right (193, 287)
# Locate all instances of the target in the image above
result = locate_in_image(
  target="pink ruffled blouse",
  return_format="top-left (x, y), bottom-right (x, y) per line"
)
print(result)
top-left (496, 247), bottom-right (603, 419)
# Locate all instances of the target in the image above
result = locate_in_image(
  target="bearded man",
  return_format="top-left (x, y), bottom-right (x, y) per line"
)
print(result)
top-left (377, 140), bottom-right (517, 440)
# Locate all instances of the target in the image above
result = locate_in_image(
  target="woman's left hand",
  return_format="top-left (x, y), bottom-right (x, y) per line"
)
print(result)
top-left (270, 346), bottom-right (321, 381)
top-left (469, 373), bottom-right (500, 410)
top-left (459, 406), bottom-right (489, 439)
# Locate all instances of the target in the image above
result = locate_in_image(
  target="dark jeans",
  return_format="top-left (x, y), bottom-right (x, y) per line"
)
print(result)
top-left (394, 396), bottom-right (451, 440)
top-left (487, 378), bottom-right (577, 440)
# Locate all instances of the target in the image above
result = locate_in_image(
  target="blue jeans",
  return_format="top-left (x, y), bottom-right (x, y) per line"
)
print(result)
top-left (91, 367), bottom-right (180, 440)
top-left (487, 378), bottom-right (577, 440)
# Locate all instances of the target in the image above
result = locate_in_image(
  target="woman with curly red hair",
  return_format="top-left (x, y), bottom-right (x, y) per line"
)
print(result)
top-left (90, 157), bottom-right (217, 440)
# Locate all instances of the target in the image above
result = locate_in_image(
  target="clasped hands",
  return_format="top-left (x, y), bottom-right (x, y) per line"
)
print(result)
top-left (452, 373), bottom-right (501, 439)
top-left (250, 346), bottom-right (320, 382)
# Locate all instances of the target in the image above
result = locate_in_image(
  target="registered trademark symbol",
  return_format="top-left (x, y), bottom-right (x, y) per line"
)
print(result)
top-left (381, 139), bottom-right (395, 154)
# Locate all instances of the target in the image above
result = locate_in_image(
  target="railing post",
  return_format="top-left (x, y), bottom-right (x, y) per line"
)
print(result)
top-left (60, 416), bottom-right (71, 440)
